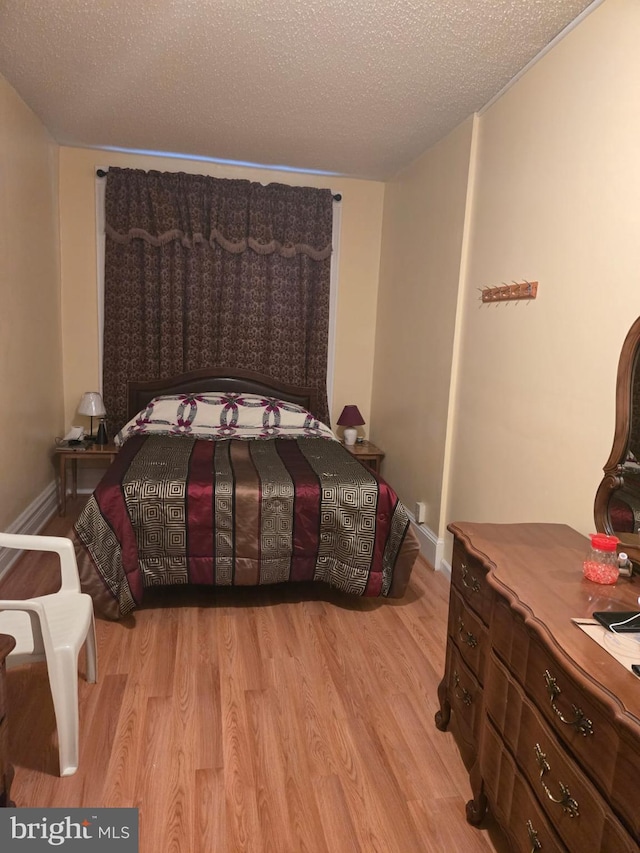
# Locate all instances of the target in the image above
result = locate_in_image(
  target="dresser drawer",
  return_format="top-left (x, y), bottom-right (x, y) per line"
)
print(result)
top-left (451, 542), bottom-right (492, 624)
top-left (481, 718), bottom-right (567, 852)
top-left (449, 587), bottom-right (488, 684)
top-left (491, 596), bottom-right (640, 840)
top-left (444, 643), bottom-right (484, 754)
top-left (485, 653), bottom-right (638, 852)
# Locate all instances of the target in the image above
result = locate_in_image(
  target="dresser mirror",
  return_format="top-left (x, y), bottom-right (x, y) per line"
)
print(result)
top-left (594, 315), bottom-right (640, 566)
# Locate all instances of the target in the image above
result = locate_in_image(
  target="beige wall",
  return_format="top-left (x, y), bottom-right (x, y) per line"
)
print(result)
top-left (0, 75), bottom-right (62, 529)
top-left (448, 0), bottom-right (640, 538)
top-left (58, 148), bottom-right (385, 437)
top-left (372, 0), bottom-right (640, 561)
top-left (372, 119), bottom-right (474, 525)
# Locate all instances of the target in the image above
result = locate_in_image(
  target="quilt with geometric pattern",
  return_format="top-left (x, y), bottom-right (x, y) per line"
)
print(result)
top-left (73, 434), bottom-right (418, 619)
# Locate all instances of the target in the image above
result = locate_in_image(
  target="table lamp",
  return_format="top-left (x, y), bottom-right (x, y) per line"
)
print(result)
top-left (77, 391), bottom-right (106, 441)
top-left (337, 405), bottom-right (364, 446)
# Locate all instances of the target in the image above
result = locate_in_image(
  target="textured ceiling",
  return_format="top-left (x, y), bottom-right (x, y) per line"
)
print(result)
top-left (0, 0), bottom-right (596, 180)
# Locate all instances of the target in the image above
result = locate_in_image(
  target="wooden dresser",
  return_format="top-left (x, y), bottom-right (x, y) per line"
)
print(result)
top-left (436, 522), bottom-right (640, 852)
top-left (0, 633), bottom-right (15, 808)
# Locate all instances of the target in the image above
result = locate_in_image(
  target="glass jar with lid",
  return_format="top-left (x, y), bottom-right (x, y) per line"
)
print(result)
top-left (583, 533), bottom-right (620, 584)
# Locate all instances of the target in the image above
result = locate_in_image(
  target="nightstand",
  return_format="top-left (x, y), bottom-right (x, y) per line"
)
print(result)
top-left (53, 442), bottom-right (118, 515)
top-left (343, 439), bottom-right (385, 474)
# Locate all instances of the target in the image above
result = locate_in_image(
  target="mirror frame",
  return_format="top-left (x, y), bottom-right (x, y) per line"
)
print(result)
top-left (594, 315), bottom-right (640, 562)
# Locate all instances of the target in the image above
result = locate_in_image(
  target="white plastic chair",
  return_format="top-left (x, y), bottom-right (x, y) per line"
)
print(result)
top-left (0, 532), bottom-right (97, 776)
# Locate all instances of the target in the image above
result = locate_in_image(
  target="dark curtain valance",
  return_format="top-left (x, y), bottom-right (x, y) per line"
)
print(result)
top-left (105, 167), bottom-right (333, 260)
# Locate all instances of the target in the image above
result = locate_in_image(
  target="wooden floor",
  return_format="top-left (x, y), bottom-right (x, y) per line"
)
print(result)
top-left (1, 499), bottom-right (508, 852)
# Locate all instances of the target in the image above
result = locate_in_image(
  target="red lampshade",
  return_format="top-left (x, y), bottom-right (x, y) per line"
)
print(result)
top-left (337, 405), bottom-right (365, 427)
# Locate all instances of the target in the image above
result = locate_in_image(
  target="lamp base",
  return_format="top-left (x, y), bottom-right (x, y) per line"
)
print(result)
top-left (343, 427), bottom-right (357, 446)
top-left (95, 419), bottom-right (108, 446)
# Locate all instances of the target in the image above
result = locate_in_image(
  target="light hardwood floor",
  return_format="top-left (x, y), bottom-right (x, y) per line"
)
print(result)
top-left (1, 499), bottom-right (508, 852)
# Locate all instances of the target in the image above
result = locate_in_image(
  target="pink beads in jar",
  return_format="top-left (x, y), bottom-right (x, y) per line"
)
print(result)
top-left (583, 533), bottom-right (620, 584)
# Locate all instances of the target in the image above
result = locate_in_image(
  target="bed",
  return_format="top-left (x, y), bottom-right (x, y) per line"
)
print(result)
top-left (73, 368), bottom-right (420, 619)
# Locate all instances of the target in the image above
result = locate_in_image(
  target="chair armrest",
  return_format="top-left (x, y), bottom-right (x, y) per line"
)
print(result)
top-left (0, 533), bottom-right (81, 593)
top-left (0, 599), bottom-right (45, 613)
top-left (0, 598), bottom-right (53, 658)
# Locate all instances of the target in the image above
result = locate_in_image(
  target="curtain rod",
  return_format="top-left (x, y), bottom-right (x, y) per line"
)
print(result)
top-left (96, 169), bottom-right (341, 201)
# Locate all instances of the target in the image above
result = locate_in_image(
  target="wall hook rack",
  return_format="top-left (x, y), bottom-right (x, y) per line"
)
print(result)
top-left (481, 280), bottom-right (538, 303)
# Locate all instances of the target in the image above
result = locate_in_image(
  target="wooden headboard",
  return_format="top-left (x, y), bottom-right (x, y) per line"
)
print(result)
top-left (127, 367), bottom-right (322, 422)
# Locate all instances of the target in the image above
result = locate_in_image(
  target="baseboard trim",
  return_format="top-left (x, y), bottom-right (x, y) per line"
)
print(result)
top-left (438, 556), bottom-right (452, 582)
top-left (407, 513), bottom-right (446, 574)
top-left (0, 480), bottom-right (59, 580)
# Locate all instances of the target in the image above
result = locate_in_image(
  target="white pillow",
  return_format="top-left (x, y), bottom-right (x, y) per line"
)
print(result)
top-left (115, 392), bottom-right (335, 445)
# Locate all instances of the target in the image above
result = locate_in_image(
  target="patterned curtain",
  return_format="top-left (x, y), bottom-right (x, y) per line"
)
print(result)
top-left (102, 167), bottom-right (333, 431)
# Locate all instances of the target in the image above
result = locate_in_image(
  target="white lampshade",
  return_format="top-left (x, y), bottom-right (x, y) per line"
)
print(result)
top-left (77, 392), bottom-right (106, 417)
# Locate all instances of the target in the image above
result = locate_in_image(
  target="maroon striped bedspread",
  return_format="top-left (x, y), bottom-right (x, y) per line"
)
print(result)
top-left (74, 434), bottom-right (419, 618)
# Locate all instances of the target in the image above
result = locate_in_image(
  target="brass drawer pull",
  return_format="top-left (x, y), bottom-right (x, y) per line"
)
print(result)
top-left (534, 743), bottom-right (580, 818)
top-left (457, 618), bottom-right (478, 648)
top-left (526, 820), bottom-right (542, 852)
top-left (460, 562), bottom-right (481, 594)
top-left (453, 670), bottom-right (473, 706)
top-left (544, 670), bottom-right (593, 736)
